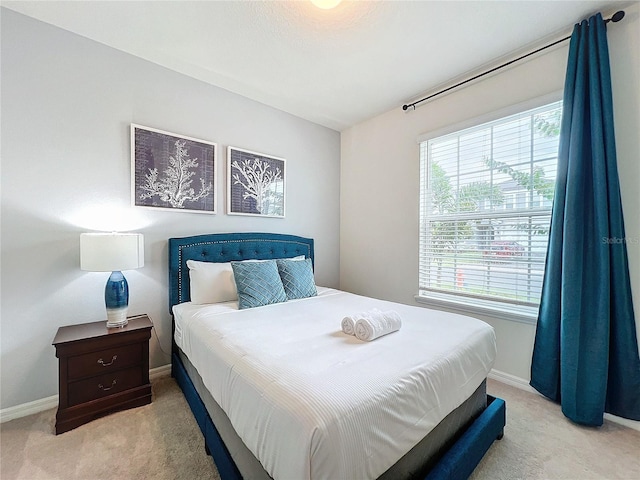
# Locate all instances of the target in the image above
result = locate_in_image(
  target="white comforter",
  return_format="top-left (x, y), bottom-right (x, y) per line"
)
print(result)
top-left (174, 288), bottom-right (496, 480)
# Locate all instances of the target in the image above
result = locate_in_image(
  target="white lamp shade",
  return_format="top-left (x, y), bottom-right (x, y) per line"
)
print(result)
top-left (80, 233), bottom-right (144, 272)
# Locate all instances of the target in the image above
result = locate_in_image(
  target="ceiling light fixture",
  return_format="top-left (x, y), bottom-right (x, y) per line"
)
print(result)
top-left (310, 0), bottom-right (342, 9)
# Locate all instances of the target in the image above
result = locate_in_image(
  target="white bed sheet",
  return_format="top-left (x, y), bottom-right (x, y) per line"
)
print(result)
top-left (173, 288), bottom-right (496, 480)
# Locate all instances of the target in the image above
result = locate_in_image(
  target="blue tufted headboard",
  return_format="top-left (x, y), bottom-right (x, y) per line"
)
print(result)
top-left (168, 232), bottom-right (314, 310)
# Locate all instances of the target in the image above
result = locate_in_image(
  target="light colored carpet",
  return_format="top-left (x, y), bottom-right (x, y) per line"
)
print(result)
top-left (0, 376), bottom-right (219, 480)
top-left (472, 380), bottom-right (640, 480)
top-left (1, 376), bottom-right (638, 479)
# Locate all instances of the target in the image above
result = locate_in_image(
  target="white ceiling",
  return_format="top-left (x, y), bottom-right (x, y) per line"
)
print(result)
top-left (2, 0), bottom-right (628, 131)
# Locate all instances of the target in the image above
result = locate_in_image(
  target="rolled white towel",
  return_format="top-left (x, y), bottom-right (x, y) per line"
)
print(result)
top-left (341, 315), bottom-right (356, 335)
top-left (342, 310), bottom-right (376, 335)
top-left (354, 309), bottom-right (402, 341)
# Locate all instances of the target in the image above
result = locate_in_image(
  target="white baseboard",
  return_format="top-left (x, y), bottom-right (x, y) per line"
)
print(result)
top-left (604, 413), bottom-right (640, 431)
top-left (489, 368), bottom-right (640, 432)
top-left (488, 368), bottom-right (537, 393)
top-left (0, 394), bottom-right (59, 424)
top-left (0, 363), bottom-right (172, 424)
top-left (149, 363), bottom-right (172, 380)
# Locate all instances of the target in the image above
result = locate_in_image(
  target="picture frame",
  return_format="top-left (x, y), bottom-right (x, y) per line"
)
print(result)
top-left (227, 146), bottom-right (286, 218)
top-left (131, 124), bottom-right (217, 214)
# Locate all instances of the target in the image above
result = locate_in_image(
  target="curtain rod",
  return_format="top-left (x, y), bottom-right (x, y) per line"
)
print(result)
top-left (402, 10), bottom-right (626, 112)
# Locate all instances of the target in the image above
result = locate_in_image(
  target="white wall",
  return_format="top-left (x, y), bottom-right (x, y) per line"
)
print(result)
top-left (0, 10), bottom-right (340, 409)
top-left (341, 4), bottom-right (640, 382)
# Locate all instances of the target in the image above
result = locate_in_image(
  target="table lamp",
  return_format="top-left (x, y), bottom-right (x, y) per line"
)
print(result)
top-left (80, 232), bottom-right (144, 327)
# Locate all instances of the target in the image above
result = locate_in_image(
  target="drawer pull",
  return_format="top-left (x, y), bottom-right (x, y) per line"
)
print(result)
top-left (98, 379), bottom-right (117, 391)
top-left (97, 355), bottom-right (118, 367)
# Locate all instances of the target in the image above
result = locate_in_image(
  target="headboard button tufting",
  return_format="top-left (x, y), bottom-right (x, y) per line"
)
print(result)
top-left (168, 233), bottom-right (314, 311)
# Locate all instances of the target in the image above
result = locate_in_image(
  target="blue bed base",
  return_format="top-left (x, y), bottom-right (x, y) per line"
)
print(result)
top-left (173, 352), bottom-right (505, 480)
top-left (168, 232), bottom-right (506, 480)
top-left (173, 352), bottom-right (242, 480)
top-left (425, 396), bottom-right (505, 480)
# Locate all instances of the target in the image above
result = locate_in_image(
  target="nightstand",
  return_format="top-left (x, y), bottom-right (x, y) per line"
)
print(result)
top-left (52, 314), bottom-right (153, 434)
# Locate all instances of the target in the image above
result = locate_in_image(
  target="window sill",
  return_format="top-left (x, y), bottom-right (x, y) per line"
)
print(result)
top-left (414, 292), bottom-right (538, 325)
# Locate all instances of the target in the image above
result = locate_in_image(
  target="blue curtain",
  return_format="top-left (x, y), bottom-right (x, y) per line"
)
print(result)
top-left (530, 13), bottom-right (640, 426)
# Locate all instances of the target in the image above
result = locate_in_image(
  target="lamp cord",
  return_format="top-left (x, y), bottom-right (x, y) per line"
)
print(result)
top-left (130, 314), bottom-right (171, 358)
top-left (150, 316), bottom-right (171, 358)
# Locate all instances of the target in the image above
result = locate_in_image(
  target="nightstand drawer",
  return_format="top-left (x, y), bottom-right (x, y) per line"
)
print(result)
top-left (68, 344), bottom-right (143, 380)
top-left (68, 366), bottom-right (144, 406)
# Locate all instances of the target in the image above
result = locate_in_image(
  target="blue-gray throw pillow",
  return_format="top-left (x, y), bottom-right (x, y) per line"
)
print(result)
top-left (276, 258), bottom-right (317, 300)
top-left (231, 260), bottom-right (287, 309)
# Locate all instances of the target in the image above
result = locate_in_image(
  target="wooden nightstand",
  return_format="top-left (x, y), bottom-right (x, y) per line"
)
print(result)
top-left (52, 314), bottom-right (153, 434)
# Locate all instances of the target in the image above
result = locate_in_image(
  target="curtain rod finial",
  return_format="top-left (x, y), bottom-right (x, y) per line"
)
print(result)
top-left (402, 104), bottom-right (409, 111)
top-left (611, 10), bottom-right (625, 22)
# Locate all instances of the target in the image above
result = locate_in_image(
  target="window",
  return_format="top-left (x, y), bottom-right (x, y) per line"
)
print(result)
top-left (418, 101), bottom-right (562, 319)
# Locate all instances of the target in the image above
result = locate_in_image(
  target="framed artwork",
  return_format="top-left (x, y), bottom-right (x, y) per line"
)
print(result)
top-left (131, 124), bottom-right (217, 214)
top-left (227, 146), bottom-right (286, 218)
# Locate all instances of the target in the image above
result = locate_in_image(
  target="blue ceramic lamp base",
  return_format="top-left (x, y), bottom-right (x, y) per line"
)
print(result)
top-left (105, 271), bottom-right (129, 328)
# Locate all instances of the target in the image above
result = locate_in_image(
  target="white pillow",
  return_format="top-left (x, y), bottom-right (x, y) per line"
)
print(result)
top-left (186, 260), bottom-right (237, 304)
top-left (186, 256), bottom-right (306, 305)
top-left (242, 255), bottom-right (305, 263)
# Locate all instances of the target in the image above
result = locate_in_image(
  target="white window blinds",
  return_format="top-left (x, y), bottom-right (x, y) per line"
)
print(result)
top-left (419, 101), bottom-right (562, 309)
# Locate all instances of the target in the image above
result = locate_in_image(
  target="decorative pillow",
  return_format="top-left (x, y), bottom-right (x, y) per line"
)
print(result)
top-left (231, 260), bottom-right (287, 309)
top-left (186, 256), bottom-right (305, 305)
top-left (276, 258), bottom-right (317, 300)
top-left (186, 260), bottom-right (237, 304)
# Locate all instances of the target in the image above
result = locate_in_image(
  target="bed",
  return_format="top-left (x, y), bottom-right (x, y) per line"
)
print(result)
top-left (169, 232), bottom-right (505, 480)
